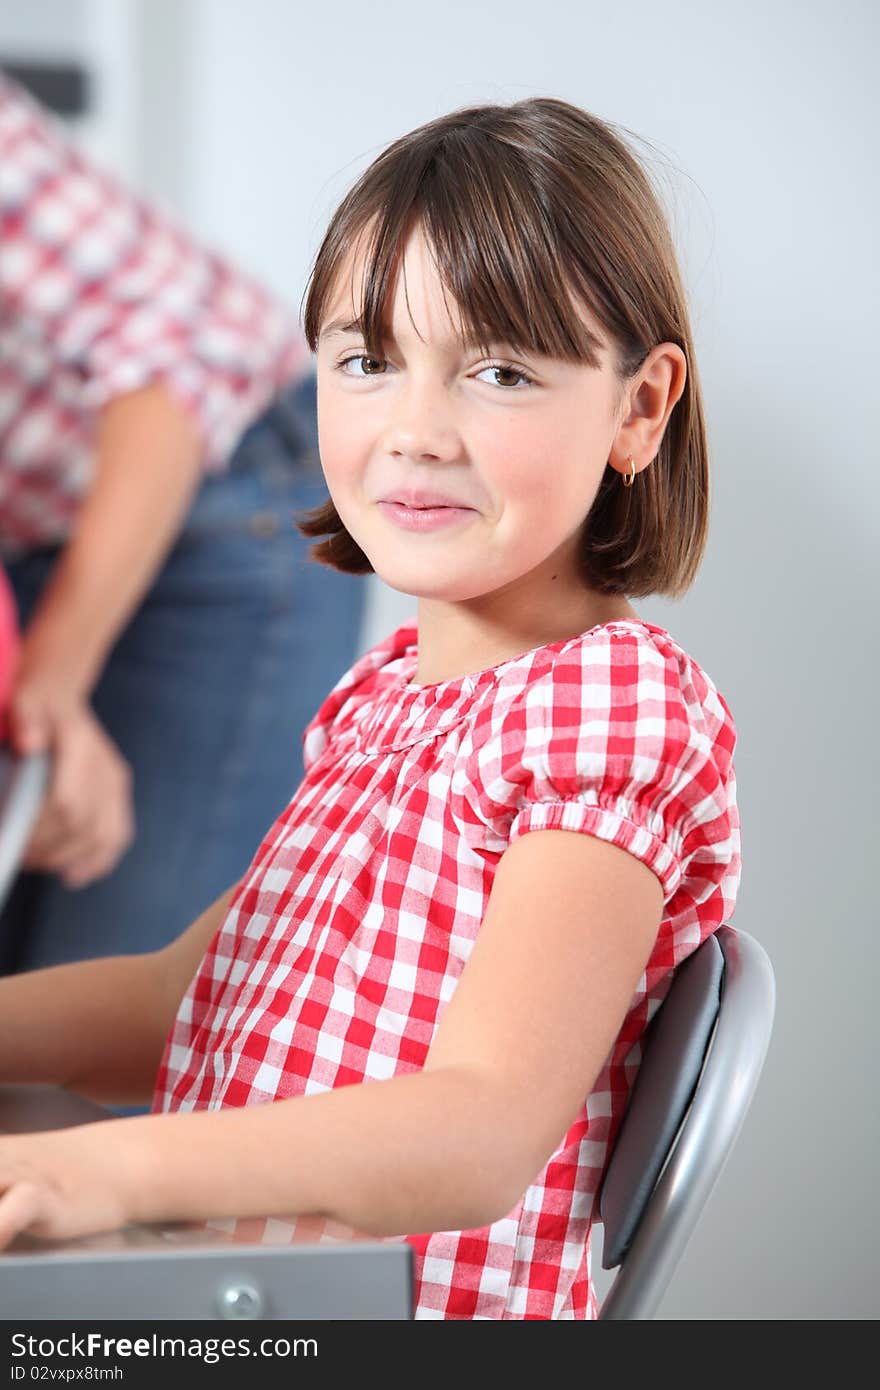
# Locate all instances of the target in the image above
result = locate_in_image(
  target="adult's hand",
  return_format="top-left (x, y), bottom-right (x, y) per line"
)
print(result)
top-left (0, 383), bottom-right (203, 891)
top-left (7, 690), bottom-right (134, 890)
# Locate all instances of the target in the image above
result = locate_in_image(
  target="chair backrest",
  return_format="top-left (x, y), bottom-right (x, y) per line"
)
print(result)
top-left (596, 923), bottom-right (775, 1320)
top-left (0, 745), bottom-right (50, 912)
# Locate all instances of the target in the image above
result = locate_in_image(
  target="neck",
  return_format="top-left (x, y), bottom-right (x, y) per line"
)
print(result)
top-left (410, 593), bottom-right (640, 687)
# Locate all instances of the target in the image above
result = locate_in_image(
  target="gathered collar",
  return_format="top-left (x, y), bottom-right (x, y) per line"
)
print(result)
top-left (352, 617), bottom-right (670, 756)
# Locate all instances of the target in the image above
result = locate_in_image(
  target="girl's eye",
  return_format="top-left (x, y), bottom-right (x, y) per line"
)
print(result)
top-left (474, 363), bottom-right (534, 389)
top-left (338, 354), bottom-right (387, 377)
top-left (335, 355), bottom-right (534, 388)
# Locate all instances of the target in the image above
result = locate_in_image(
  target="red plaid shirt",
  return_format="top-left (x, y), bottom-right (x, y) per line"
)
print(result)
top-left (0, 74), bottom-right (307, 560)
top-left (153, 618), bottom-right (742, 1319)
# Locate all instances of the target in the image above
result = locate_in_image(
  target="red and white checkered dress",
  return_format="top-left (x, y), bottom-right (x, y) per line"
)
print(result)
top-left (0, 74), bottom-right (307, 561)
top-left (153, 617), bottom-right (742, 1319)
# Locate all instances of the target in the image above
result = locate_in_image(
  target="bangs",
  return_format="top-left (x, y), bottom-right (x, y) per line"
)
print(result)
top-left (306, 126), bottom-right (610, 370)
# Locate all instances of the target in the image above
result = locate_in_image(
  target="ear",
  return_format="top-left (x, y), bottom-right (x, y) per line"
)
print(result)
top-left (610, 343), bottom-right (687, 478)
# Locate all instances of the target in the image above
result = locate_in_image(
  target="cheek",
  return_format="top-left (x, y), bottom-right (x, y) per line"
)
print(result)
top-left (316, 400), bottom-right (362, 481)
top-left (478, 415), bottom-right (560, 507)
top-left (477, 411), bottom-right (599, 550)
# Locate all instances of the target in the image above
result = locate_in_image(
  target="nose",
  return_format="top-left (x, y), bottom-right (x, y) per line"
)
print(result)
top-left (381, 374), bottom-right (461, 462)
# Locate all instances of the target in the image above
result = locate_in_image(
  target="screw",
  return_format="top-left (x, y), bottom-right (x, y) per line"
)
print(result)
top-left (216, 1280), bottom-right (264, 1320)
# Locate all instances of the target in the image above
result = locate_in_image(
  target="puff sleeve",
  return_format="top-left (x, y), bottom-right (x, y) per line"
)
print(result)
top-left (483, 628), bottom-right (742, 917)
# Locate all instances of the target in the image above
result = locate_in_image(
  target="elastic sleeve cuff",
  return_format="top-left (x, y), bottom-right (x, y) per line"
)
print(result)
top-left (508, 796), bottom-right (684, 906)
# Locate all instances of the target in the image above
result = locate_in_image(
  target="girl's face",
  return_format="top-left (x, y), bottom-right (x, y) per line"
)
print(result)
top-left (315, 224), bottom-right (638, 638)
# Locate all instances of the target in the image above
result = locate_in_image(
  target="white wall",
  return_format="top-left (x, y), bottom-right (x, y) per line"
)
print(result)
top-left (11, 0), bottom-right (878, 1318)
top-left (0, 0), bottom-right (140, 175)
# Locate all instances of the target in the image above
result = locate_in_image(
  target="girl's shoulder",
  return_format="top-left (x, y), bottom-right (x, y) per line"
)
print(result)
top-left (469, 620), bottom-right (741, 913)
top-left (492, 618), bottom-right (735, 734)
top-left (471, 620), bottom-right (739, 805)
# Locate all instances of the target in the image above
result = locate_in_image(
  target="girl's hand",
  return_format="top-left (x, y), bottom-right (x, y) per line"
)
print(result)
top-left (8, 688), bottom-right (135, 889)
top-left (0, 1125), bottom-right (132, 1248)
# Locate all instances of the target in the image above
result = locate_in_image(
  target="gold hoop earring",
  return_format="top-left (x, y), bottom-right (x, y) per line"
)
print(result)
top-left (621, 457), bottom-right (636, 488)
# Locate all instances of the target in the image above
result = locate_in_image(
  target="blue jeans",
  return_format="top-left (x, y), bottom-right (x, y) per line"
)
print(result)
top-left (0, 374), bottom-right (365, 975)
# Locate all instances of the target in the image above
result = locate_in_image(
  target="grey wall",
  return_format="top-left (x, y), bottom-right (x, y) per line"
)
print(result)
top-left (11, 0), bottom-right (878, 1318)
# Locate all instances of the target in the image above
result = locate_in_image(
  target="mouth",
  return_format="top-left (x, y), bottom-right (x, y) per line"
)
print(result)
top-left (382, 500), bottom-right (473, 510)
top-left (377, 500), bottom-right (476, 531)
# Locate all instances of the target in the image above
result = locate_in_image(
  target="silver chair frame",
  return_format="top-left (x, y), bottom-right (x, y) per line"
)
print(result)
top-left (0, 746), bottom-right (49, 910)
top-left (598, 924), bottom-right (776, 1319)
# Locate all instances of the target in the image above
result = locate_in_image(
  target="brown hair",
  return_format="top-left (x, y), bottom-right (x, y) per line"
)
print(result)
top-left (295, 97), bottom-right (709, 598)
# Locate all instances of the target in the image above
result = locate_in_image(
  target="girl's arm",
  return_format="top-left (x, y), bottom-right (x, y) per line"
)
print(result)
top-left (0, 832), bottom-right (663, 1243)
top-left (0, 883), bottom-right (237, 1108)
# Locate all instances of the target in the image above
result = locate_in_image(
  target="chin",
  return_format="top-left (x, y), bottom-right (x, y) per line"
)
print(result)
top-left (390, 573), bottom-right (498, 605)
top-left (377, 573), bottom-right (448, 600)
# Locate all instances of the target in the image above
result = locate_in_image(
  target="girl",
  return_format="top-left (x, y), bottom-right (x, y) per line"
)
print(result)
top-left (0, 97), bottom-right (741, 1320)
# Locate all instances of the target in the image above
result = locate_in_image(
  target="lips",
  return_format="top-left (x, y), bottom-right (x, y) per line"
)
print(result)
top-left (377, 500), bottom-right (475, 532)
top-left (379, 491), bottom-right (473, 510)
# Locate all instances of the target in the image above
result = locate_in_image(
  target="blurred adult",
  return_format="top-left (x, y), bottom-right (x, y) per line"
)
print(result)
top-left (0, 73), bottom-right (364, 974)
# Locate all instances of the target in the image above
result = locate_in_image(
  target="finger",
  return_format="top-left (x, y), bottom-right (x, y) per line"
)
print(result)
top-left (63, 857), bottom-right (117, 890)
top-left (47, 728), bottom-right (98, 830)
top-left (61, 839), bottom-right (127, 888)
top-left (0, 1181), bottom-right (44, 1249)
top-left (20, 807), bottom-right (58, 861)
top-left (36, 828), bottom-right (104, 872)
top-left (42, 748), bottom-right (133, 858)
top-left (23, 818), bottom-right (84, 867)
top-left (52, 821), bottom-right (133, 887)
top-left (32, 821), bottom-right (122, 877)
top-left (24, 779), bottom-right (93, 858)
top-left (23, 781), bottom-right (135, 878)
top-left (24, 771), bottom-right (117, 862)
top-left (6, 704), bottom-right (53, 756)
top-left (23, 824), bottom-right (99, 874)
top-left (65, 817), bottom-right (135, 884)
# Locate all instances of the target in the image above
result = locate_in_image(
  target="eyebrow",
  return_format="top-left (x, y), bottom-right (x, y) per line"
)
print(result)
top-left (319, 318), bottom-right (364, 341)
top-left (317, 317), bottom-right (519, 353)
